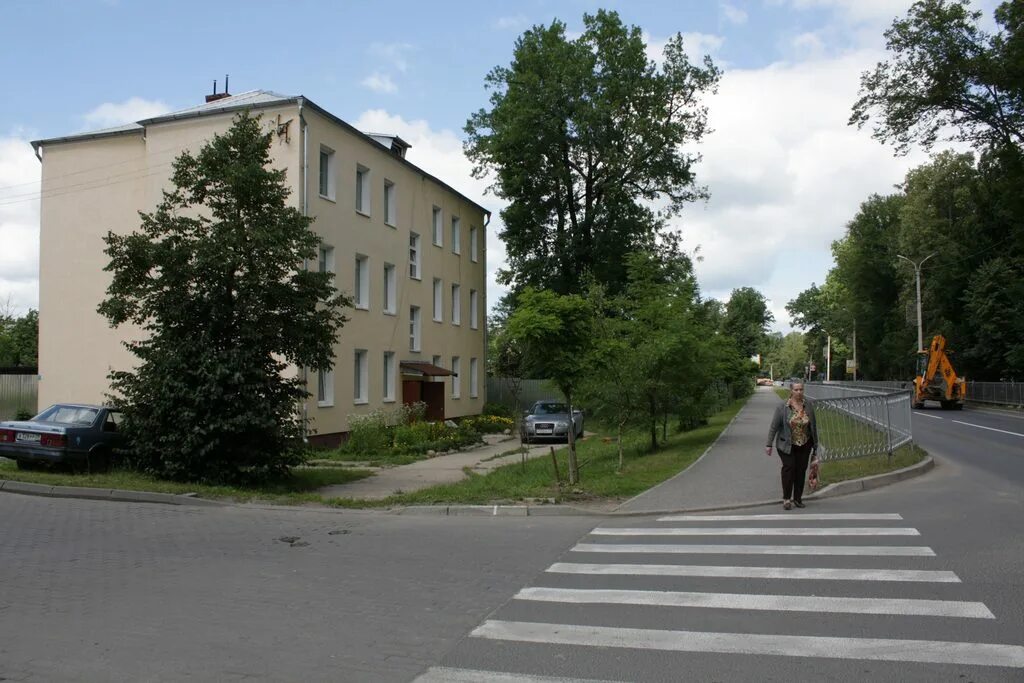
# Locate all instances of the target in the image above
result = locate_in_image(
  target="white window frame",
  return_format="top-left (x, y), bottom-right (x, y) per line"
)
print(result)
top-left (318, 245), bottom-right (335, 280)
top-left (451, 216), bottom-right (461, 255)
top-left (409, 232), bottom-right (421, 280)
top-left (384, 179), bottom-right (396, 227)
top-left (383, 351), bottom-right (396, 402)
top-left (355, 254), bottom-right (369, 310)
top-left (432, 278), bottom-right (443, 322)
top-left (383, 263), bottom-right (397, 315)
top-left (470, 226), bottom-right (479, 263)
top-left (469, 357), bottom-right (479, 398)
top-left (410, 305), bottom-right (421, 352)
top-left (451, 283), bottom-right (461, 326)
top-left (318, 146), bottom-right (336, 201)
top-left (451, 356), bottom-right (461, 399)
top-left (353, 350), bottom-right (368, 404)
top-left (356, 165), bottom-right (370, 216)
top-left (317, 368), bottom-right (334, 407)
top-left (469, 289), bottom-right (479, 330)
top-left (431, 354), bottom-right (443, 368)
top-left (432, 206), bottom-right (443, 246)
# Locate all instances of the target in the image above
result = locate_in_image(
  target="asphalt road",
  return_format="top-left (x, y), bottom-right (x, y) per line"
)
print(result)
top-left (911, 405), bottom-right (1024, 485)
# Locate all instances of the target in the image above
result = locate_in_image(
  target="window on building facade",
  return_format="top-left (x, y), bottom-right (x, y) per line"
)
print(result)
top-left (383, 263), bottom-right (396, 314)
top-left (469, 289), bottom-right (479, 330)
top-left (319, 147), bottom-right (335, 200)
top-left (451, 283), bottom-right (461, 325)
top-left (470, 226), bottom-right (479, 263)
top-left (432, 354), bottom-right (442, 368)
top-left (432, 206), bottom-right (443, 246)
top-left (451, 356), bottom-right (461, 399)
top-left (356, 165), bottom-right (370, 215)
top-left (409, 306), bottom-right (421, 352)
top-left (433, 278), bottom-right (443, 322)
top-left (409, 232), bottom-right (421, 279)
top-left (451, 216), bottom-right (461, 254)
top-left (383, 351), bottom-right (395, 402)
top-left (384, 180), bottom-right (396, 227)
top-left (318, 245), bottom-right (334, 280)
top-left (354, 350), bottom-right (368, 404)
top-left (355, 255), bottom-right (369, 309)
top-left (469, 357), bottom-right (479, 398)
top-left (317, 368), bottom-right (334, 407)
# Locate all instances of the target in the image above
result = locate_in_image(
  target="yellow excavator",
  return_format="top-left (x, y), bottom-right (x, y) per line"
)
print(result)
top-left (913, 335), bottom-right (966, 410)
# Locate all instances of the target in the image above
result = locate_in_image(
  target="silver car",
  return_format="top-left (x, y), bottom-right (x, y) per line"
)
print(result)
top-left (521, 400), bottom-right (584, 443)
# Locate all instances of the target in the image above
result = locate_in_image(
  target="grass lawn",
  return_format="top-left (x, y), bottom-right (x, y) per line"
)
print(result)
top-left (327, 396), bottom-right (751, 507)
top-left (0, 458), bottom-right (374, 505)
top-left (816, 444), bottom-right (926, 487)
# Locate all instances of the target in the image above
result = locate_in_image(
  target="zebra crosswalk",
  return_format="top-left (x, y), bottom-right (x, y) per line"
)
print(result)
top-left (416, 511), bottom-right (1024, 682)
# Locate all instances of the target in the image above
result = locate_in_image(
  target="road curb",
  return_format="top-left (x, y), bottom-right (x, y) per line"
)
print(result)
top-left (0, 478), bottom-right (227, 507)
top-left (0, 454), bottom-right (934, 515)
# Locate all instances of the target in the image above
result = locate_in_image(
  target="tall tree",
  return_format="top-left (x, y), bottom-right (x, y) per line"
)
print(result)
top-left (465, 10), bottom-right (721, 297)
top-left (721, 287), bottom-right (774, 360)
top-left (0, 309), bottom-right (38, 367)
top-left (98, 112), bottom-right (349, 484)
top-left (851, 0), bottom-right (1024, 154)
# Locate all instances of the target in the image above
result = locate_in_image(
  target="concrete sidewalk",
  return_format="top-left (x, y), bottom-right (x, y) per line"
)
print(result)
top-left (614, 387), bottom-right (784, 513)
top-left (317, 435), bottom-right (556, 500)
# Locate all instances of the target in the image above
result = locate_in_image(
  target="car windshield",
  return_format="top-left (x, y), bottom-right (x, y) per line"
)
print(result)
top-left (32, 405), bottom-right (99, 426)
top-left (533, 402), bottom-right (567, 415)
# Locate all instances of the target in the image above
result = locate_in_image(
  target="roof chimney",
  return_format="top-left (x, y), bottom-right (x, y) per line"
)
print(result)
top-left (205, 76), bottom-right (232, 103)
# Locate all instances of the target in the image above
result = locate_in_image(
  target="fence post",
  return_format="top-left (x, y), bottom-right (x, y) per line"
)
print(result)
top-left (883, 394), bottom-right (893, 459)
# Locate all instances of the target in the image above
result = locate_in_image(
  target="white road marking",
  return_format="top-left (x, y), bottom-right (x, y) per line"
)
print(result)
top-left (914, 411), bottom-right (943, 420)
top-left (547, 562), bottom-right (960, 582)
top-left (515, 587), bottom-right (994, 618)
top-left (952, 420), bottom-right (1024, 438)
top-left (413, 667), bottom-right (625, 683)
top-left (591, 527), bottom-right (920, 536)
top-left (470, 621), bottom-right (1024, 668)
top-left (657, 513), bottom-right (903, 522)
top-left (571, 543), bottom-right (935, 556)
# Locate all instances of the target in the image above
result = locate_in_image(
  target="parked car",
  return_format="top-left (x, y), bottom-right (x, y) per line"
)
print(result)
top-left (521, 400), bottom-right (584, 443)
top-left (0, 404), bottom-right (124, 472)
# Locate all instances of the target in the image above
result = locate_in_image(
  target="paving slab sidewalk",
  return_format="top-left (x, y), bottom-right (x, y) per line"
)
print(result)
top-left (614, 387), bottom-right (784, 513)
top-left (317, 435), bottom-right (556, 500)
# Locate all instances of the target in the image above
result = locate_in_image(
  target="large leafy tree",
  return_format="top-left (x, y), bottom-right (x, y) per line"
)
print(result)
top-left (721, 287), bottom-right (774, 360)
top-left (851, 0), bottom-right (1024, 154)
top-left (0, 309), bottom-right (38, 367)
top-left (465, 9), bottom-right (721, 297)
top-left (98, 112), bottom-right (349, 484)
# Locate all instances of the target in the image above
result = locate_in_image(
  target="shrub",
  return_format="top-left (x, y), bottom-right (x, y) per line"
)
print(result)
top-left (345, 410), bottom-right (392, 454)
top-left (14, 408), bottom-right (34, 421)
top-left (462, 414), bottom-right (514, 434)
top-left (482, 402), bottom-right (514, 418)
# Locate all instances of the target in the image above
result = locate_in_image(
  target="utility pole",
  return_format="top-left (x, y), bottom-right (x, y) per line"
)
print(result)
top-left (897, 253), bottom-right (937, 352)
top-left (826, 334), bottom-right (831, 382)
top-left (852, 321), bottom-right (857, 381)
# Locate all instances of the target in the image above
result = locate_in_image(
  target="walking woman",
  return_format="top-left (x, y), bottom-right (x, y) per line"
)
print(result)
top-left (765, 382), bottom-right (819, 509)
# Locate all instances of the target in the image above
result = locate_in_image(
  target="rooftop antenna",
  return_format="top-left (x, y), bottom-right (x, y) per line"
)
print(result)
top-left (224, 74), bottom-right (229, 93)
top-left (212, 79), bottom-right (217, 95)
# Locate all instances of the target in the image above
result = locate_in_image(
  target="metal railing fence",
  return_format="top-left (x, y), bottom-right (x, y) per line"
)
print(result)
top-left (804, 383), bottom-right (913, 461)
top-left (819, 379), bottom-right (1024, 407)
top-left (0, 373), bottom-right (38, 421)
top-left (485, 378), bottom-right (566, 412)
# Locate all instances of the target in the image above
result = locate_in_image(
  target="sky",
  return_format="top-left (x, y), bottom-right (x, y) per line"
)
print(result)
top-left (0, 0), bottom-right (999, 330)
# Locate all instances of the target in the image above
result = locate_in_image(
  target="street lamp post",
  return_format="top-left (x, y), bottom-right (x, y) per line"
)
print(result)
top-left (897, 253), bottom-right (937, 352)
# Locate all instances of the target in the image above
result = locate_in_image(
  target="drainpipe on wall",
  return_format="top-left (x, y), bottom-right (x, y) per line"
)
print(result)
top-left (299, 98), bottom-right (310, 441)
top-left (482, 211), bottom-right (492, 406)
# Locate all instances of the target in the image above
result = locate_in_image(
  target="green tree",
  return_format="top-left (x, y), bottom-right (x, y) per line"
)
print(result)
top-left (465, 9), bottom-right (721, 297)
top-left (765, 331), bottom-right (808, 379)
top-left (98, 112), bottom-right (349, 484)
top-left (0, 309), bottom-right (37, 367)
top-left (961, 257), bottom-right (1024, 377)
top-left (505, 287), bottom-right (595, 484)
top-left (721, 287), bottom-right (774, 360)
top-left (851, 0), bottom-right (1024, 154)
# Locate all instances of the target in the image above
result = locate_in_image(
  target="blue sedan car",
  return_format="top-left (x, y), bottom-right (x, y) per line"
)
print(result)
top-left (0, 404), bottom-right (125, 472)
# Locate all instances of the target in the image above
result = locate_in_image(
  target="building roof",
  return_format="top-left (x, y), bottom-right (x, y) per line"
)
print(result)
top-left (30, 90), bottom-right (490, 217)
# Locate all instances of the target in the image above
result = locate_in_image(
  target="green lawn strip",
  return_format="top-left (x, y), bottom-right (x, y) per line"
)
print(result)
top-left (0, 458), bottom-right (373, 505)
top-left (327, 396), bottom-right (751, 508)
top-left (773, 388), bottom-right (790, 401)
top-left (816, 443), bottom-right (926, 487)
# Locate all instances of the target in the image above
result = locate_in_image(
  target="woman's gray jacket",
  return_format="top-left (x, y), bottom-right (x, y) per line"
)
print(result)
top-left (766, 401), bottom-right (820, 455)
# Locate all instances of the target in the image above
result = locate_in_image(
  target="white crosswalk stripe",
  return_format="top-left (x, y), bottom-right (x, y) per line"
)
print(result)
top-left (432, 511), bottom-right (1021, 676)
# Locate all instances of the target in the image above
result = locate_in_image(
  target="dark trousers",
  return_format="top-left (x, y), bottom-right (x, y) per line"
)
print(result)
top-left (780, 442), bottom-right (812, 502)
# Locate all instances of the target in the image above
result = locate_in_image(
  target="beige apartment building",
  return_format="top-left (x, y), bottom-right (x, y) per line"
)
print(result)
top-left (32, 90), bottom-right (489, 444)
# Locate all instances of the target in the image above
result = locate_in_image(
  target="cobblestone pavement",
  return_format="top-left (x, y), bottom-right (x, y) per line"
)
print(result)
top-left (0, 494), bottom-right (596, 682)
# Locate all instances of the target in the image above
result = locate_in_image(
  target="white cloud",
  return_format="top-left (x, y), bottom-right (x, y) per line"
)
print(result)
top-left (772, 0), bottom-right (912, 25)
top-left (81, 97), bottom-right (169, 130)
top-left (360, 72), bottom-right (398, 94)
top-left (0, 134), bottom-right (42, 314)
top-left (494, 15), bottom-right (529, 31)
top-left (645, 32), bottom-right (725, 66)
top-left (722, 3), bottom-right (749, 24)
top-left (670, 50), bottom-right (932, 331)
top-left (368, 42), bottom-right (415, 73)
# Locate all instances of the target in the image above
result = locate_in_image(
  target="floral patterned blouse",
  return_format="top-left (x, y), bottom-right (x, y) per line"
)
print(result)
top-left (788, 402), bottom-right (811, 447)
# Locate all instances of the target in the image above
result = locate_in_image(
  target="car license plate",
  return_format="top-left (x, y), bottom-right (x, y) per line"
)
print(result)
top-left (16, 432), bottom-right (41, 444)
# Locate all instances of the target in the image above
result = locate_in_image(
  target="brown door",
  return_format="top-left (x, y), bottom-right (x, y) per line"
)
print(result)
top-left (402, 380), bottom-right (422, 406)
top-left (421, 381), bottom-right (445, 421)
